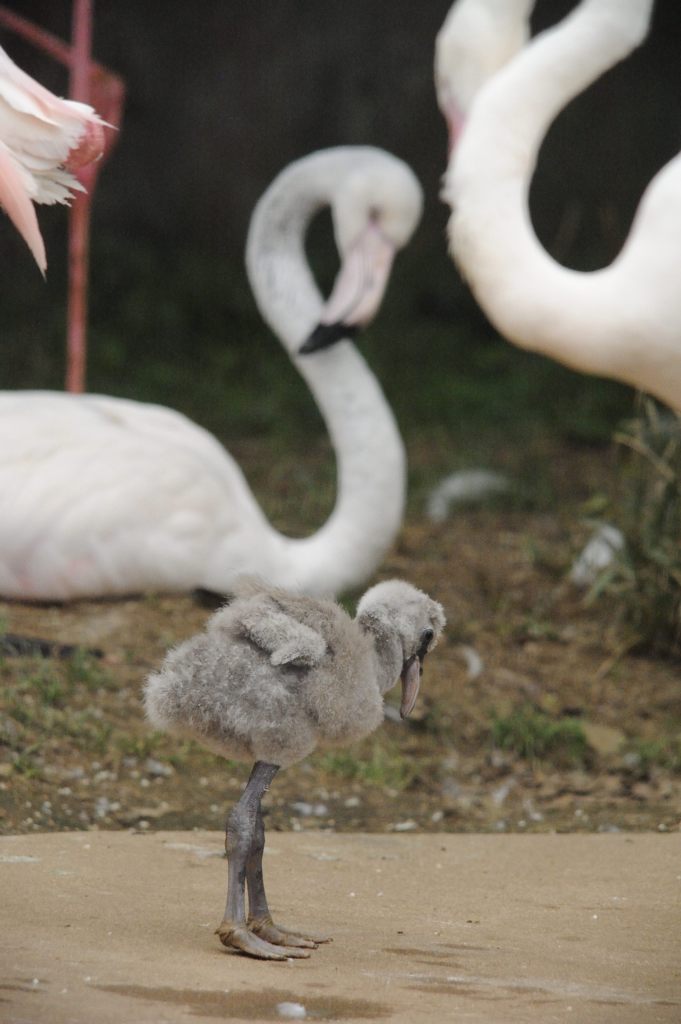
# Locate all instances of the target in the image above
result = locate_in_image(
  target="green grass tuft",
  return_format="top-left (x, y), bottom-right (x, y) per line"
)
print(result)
top-left (316, 739), bottom-right (416, 790)
top-left (622, 737), bottom-right (681, 778)
top-left (587, 400), bottom-right (681, 656)
top-left (491, 707), bottom-right (589, 767)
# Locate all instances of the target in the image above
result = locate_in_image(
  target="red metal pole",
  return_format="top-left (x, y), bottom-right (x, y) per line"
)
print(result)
top-left (0, 4), bottom-right (123, 394)
top-left (0, 7), bottom-right (72, 63)
top-left (65, 0), bottom-right (92, 394)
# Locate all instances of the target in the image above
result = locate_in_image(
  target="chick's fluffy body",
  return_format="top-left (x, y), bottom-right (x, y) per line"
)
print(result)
top-left (145, 579), bottom-right (384, 767)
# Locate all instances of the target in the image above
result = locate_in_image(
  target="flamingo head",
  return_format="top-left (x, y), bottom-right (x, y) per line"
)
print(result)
top-left (435, 0), bottom-right (535, 154)
top-left (300, 153), bottom-right (422, 353)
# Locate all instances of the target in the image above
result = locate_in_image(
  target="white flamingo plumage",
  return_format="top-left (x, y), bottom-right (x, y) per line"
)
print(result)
top-left (0, 43), bottom-right (105, 273)
top-left (435, 0), bottom-right (534, 150)
top-left (0, 146), bottom-right (422, 601)
top-left (439, 0), bottom-right (681, 413)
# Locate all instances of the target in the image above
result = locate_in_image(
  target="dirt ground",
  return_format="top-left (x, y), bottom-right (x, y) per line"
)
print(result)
top-left (2, 830), bottom-right (679, 1024)
top-left (1, 440), bottom-right (680, 839)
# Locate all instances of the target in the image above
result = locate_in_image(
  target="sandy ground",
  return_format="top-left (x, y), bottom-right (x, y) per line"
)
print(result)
top-left (0, 830), bottom-right (679, 1023)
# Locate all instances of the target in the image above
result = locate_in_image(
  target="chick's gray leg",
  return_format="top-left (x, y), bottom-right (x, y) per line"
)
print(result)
top-left (246, 802), bottom-right (331, 948)
top-left (216, 760), bottom-right (310, 960)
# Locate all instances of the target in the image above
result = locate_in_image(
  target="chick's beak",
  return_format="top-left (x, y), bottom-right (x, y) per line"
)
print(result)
top-left (399, 654), bottom-right (421, 719)
top-left (399, 628), bottom-right (434, 719)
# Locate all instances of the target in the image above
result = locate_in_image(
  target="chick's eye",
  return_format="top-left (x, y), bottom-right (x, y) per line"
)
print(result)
top-left (417, 628), bottom-right (434, 659)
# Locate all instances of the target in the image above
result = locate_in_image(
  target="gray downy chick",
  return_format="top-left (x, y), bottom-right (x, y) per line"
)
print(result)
top-left (144, 575), bottom-right (445, 960)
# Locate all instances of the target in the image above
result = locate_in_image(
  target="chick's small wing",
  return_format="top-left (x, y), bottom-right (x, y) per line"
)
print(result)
top-left (237, 603), bottom-right (327, 667)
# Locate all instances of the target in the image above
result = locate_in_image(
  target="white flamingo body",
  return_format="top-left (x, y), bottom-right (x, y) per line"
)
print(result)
top-left (0, 147), bottom-right (422, 600)
top-left (0, 391), bottom-right (269, 598)
top-left (0, 44), bottom-right (104, 272)
top-left (441, 0), bottom-right (681, 411)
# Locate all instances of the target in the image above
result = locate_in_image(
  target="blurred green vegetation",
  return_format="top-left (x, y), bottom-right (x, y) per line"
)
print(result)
top-left (491, 707), bottom-right (590, 768)
top-left (314, 738), bottom-right (416, 791)
top-left (622, 737), bottom-right (681, 779)
top-left (585, 400), bottom-right (681, 656)
top-left (1, 650), bottom-right (119, 777)
top-left (3, 228), bottom-right (635, 461)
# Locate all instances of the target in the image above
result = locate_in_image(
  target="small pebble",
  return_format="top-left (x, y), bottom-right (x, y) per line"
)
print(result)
top-left (276, 1002), bottom-right (306, 1019)
top-left (291, 801), bottom-right (328, 817)
top-left (145, 758), bottom-right (174, 778)
top-left (94, 797), bottom-right (121, 819)
top-left (491, 780), bottom-right (514, 806)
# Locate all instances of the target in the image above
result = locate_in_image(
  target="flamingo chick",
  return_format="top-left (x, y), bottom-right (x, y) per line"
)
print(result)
top-left (0, 43), bottom-right (105, 272)
top-left (144, 576), bottom-right (446, 959)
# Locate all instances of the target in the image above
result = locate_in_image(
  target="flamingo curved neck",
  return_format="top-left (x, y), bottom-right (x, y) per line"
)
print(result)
top-left (446, 0), bottom-right (681, 409)
top-left (225, 149), bottom-right (405, 595)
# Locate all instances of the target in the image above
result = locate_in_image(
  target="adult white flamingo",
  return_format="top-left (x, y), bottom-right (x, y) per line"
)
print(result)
top-left (0, 41), bottom-right (104, 274)
top-left (424, 0), bottom-right (534, 524)
top-left (435, 0), bottom-right (534, 151)
top-left (0, 146), bottom-right (422, 601)
top-left (440, 0), bottom-right (681, 413)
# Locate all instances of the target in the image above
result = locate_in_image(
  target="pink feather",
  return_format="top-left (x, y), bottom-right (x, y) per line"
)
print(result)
top-left (0, 139), bottom-right (45, 272)
top-left (0, 44), bottom-right (105, 271)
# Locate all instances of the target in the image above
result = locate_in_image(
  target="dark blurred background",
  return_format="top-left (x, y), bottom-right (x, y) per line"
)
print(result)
top-left (1, 0), bottom-right (680, 457)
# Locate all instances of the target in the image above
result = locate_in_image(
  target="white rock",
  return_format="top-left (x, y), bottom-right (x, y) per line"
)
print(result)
top-left (291, 801), bottom-right (328, 817)
top-left (277, 1001), bottom-right (307, 1018)
top-left (569, 523), bottom-right (625, 587)
top-left (391, 819), bottom-right (418, 832)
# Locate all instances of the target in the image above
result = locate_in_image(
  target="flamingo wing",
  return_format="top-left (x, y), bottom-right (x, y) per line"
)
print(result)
top-left (0, 45), bottom-right (105, 268)
top-left (0, 138), bottom-right (45, 270)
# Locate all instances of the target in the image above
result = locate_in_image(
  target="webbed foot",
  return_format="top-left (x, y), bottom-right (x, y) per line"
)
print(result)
top-left (216, 918), bottom-right (312, 960)
top-left (249, 914), bottom-right (332, 948)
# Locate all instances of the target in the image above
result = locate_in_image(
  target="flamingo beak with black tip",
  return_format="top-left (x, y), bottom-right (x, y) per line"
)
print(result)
top-left (299, 219), bottom-right (397, 354)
